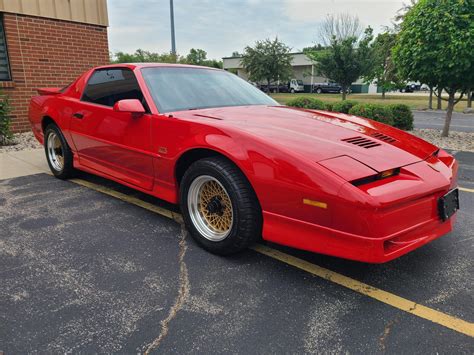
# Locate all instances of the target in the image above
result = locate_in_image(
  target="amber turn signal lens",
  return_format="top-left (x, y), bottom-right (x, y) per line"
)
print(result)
top-left (303, 199), bottom-right (328, 209)
top-left (380, 169), bottom-right (396, 178)
top-left (351, 168), bottom-right (400, 186)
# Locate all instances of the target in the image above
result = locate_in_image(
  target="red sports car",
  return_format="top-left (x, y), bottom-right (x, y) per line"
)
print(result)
top-left (28, 64), bottom-right (459, 263)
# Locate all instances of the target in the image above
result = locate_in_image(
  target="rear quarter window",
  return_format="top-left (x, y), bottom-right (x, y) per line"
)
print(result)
top-left (82, 68), bottom-right (144, 107)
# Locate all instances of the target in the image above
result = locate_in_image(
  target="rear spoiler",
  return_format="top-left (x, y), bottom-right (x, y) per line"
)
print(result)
top-left (36, 87), bottom-right (62, 95)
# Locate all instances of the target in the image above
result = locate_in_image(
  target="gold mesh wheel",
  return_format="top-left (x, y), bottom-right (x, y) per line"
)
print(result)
top-left (46, 131), bottom-right (64, 171)
top-left (187, 175), bottom-right (234, 241)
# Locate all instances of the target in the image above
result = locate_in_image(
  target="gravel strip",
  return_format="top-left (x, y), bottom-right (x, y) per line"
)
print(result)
top-left (0, 132), bottom-right (42, 152)
top-left (1, 128), bottom-right (473, 154)
top-left (411, 129), bottom-right (474, 152)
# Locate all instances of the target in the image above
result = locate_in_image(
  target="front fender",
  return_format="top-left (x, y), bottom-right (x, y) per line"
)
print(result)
top-left (155, 117), bottom-right (347, 230)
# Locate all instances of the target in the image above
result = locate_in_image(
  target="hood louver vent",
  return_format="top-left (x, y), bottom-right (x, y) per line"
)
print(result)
top-left (371, 132), bottom-right (397, 143)
top-left (342, 136), bottom-right (381, 149)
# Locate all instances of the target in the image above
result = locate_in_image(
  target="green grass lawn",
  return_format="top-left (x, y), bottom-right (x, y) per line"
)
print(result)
top-left (270, 93), bottom-right (468, 112)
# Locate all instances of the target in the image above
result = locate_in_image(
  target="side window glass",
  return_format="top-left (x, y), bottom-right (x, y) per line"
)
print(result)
top-left (82, 69), bottom-right (144, 107)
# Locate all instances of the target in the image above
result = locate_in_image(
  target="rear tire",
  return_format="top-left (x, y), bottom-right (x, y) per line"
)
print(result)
top-left (44, 124), bottom-right (74, 179)
top-left (180, 157), bottom-right (262, 255)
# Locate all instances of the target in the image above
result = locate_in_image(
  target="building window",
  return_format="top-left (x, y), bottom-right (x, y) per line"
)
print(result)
top-left (0, 15), bottom-right (11, 81)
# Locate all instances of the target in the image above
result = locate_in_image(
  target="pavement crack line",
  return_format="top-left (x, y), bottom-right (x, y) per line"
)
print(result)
top-left (68, 178), bottom-right (474, 339)
top-left (379, 315), bottom-right (401, 353)
top-left (144, 223), bottom-right (190, 354)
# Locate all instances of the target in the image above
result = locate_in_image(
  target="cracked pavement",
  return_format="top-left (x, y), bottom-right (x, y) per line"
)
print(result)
top-left (1, 151), bottom-right (473, 353)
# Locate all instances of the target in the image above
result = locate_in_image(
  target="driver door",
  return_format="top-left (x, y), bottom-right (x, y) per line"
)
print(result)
top-left (69, 68), bottom-right (154, 190)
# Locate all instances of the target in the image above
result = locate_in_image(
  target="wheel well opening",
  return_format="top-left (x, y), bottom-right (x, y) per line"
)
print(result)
top-left (175, 149), bottom-right (229, 185)
top-left (41, 116), bottom-right (56, 132)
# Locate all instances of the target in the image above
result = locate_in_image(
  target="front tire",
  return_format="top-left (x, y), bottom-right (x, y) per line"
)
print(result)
top-left (180, 157), bottom-right (262, 255)
top-left (44, 124), bottom-right (74, 179)
top-left (316, 88), bottom-right (322, 94)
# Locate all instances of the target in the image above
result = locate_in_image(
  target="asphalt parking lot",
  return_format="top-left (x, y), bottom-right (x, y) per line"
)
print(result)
top-left (1, 152), bottom-right (473, 353)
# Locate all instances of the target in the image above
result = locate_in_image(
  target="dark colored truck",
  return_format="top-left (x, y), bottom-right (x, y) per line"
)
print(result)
top-left (312, 82), bottom-right (344, 94)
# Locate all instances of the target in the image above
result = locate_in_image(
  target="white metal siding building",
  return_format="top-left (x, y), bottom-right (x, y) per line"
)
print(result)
top-left (223, 53), bottom-right (372, 93)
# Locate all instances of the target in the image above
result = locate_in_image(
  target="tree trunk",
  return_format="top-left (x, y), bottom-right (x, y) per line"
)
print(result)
top-left (267, 78), bottom-right (271, 94)
top-left (467, 89), bottom-right (472, 108)
top-left (428, 86), bottom-right (433, 109)
top-left (342, 85), bottom-right (347, 101)
top-left (442, 91), bottom-right (456, 137)
top-left (437, 87), bottom-right (442, 110)
top-left (382, 87), bottom-right (386, 99)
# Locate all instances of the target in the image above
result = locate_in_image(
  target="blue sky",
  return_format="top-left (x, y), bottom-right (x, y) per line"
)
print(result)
top-left (107, 0), bottom-right (405, 60)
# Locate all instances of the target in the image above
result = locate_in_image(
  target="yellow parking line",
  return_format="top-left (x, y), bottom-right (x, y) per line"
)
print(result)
top-left (459, 187), bottom-right (474, 193)
top-left (69, 177), bottom-right (474, 338)
top-left (251, 244), bottom-right (474, 338)
top-left (69, 178), bottom-right (183, 223)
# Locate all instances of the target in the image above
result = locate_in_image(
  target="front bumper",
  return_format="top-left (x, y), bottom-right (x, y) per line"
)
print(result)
top-left (262, 208), bottom-right (456, 263)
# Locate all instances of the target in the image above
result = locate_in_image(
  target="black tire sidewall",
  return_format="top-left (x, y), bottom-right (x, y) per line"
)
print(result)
top-left (180, 158), bottom-right (261, 254)
top-left (44, 124), bottom-right (74, 179)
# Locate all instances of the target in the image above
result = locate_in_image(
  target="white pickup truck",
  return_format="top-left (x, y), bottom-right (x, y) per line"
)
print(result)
top-left (289, 79), bottom-right (305, 93)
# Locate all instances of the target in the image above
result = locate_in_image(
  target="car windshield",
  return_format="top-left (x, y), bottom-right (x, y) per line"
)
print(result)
top-left (141, 67), bottom-right (278, 113)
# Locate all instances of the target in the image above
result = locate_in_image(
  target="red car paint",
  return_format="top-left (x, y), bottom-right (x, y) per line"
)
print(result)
top-left (28, 63), bottom-right (458, 263)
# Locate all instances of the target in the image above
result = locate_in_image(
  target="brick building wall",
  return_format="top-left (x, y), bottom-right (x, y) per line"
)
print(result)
top-left (1, 12), bottom-right (109, 132)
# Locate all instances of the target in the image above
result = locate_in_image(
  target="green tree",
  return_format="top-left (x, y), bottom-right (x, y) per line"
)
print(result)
top-left (302, 44), bottom-right (325, 52)
top-left (393, 0), bottom-right (474, 136)
top-left (306, 14), bottom-right (374, 100)
top-left (112, 49), bottom-right (182, 63)
top-left (204, 59), bottom-right (223, 69)
top-left (184, 49), bottom-right (223, 68)
top-left (112, 51), bottom-right (139, 63)
top-left (185, 48), bottom-right (208, 65)
top-left (241, 37), bottom-right (293, 92)
top-left (112, 48), bottom-right (222, 68)
top-left (364, 32), bottom-right (401, 99)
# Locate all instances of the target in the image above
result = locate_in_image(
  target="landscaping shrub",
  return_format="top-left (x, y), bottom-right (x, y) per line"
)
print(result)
top-left (0, 92), bottom-right (12, 146)
top-left (388, 104), bottom-right (414, 130)
top-left (332, 100), bottom-right (359, 114)
top-left (348, 103), bottom-right (394, 126)
top-left (324, 102), bottom-right (334, 111)
top-left (286, 96), bottom-right (326, 110)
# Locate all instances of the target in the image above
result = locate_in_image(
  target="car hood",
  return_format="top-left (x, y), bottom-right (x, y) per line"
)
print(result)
top-left (177, 105), bottom-right (438, 172)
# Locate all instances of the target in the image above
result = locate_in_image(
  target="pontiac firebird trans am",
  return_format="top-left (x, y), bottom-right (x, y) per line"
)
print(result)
top-left (28, 64), bottom-right (459, 263)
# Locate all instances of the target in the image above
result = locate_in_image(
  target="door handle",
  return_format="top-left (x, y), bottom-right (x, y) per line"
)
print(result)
top-left (73, 112), bottom-right (84, 119)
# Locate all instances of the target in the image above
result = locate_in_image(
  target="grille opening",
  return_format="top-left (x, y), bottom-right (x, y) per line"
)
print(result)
top-left (341, 136), bottom-right (381, 149)
top-left (371, 132), bottom-right (397, 143)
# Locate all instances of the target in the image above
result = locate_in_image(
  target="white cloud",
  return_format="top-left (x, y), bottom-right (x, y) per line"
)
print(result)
top-left (283, 0), bottom-right (405, 32)
top-left (107, 0), bottom-right (408, 59)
